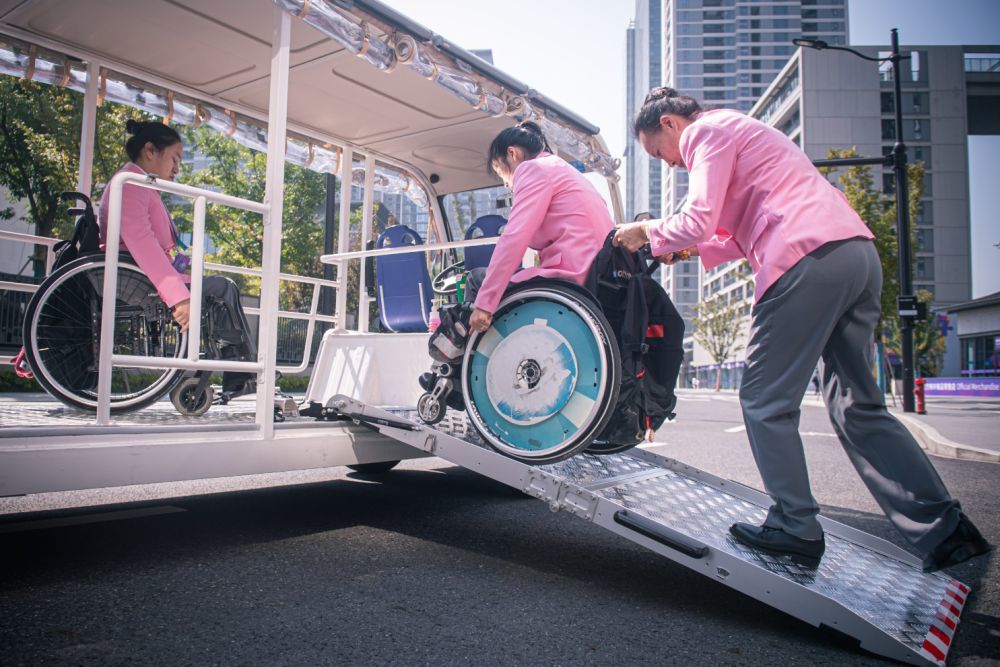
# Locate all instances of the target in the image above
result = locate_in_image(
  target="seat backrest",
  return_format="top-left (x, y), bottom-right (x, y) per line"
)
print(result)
top-left (463, 214), bottom-right (506, 272)
top-left (374, 225), bottom-right (432, 332)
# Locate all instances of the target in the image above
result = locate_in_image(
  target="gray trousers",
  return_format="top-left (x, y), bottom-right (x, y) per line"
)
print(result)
top-left (202, 276), bottom-right (257, 391)
top-left (739, 238), bottom-right (959, 554)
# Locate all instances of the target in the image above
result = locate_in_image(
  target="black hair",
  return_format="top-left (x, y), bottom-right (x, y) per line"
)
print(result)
top-left (124, 119), bottom-right (182, 162)
top-left (487, 120), bottom-right (551, 177)
top-left (631, 87), bottom-right (702, 138)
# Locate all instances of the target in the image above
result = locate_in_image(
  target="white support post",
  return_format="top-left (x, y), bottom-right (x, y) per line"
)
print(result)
top-left (77, 61), bottom-right (98, 197)
top-left (334, 147), bottom-right (353, 331)
top-left (256, 6), bottom-right (291, 437)
top-left (95, 177), bottom-right (125, 425)
top-left (186, 196), bottom-right (207, 361)
top-left (358, 153), bottom-right (375, 333)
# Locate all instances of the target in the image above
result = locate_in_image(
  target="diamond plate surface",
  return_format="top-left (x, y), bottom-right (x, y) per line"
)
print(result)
top-left (540, 452), bottom-right (663, 487)
top-left (599, 469), bottom-right (959, 657)
top-left (0, 397), bottom-right (267, 430)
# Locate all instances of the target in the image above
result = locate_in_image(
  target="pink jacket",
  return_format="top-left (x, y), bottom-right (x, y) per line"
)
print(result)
top-left (646, 109), bottom-right (874, 302)
top-left (99, 163), bottom-right (190, 308)
top-left (474, 153), bottom-right (615, 313)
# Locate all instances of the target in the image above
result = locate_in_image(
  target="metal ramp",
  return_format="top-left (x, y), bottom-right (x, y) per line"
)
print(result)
top-left (331, 396), bottom-right (969, 667)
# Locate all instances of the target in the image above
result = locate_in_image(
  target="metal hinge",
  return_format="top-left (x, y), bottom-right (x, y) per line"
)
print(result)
top-left (523, 469), bottom-right (599, 521)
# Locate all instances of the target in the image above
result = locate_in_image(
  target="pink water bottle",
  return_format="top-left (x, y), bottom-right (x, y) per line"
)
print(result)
top-left (428, 306), bottom-right (441, 333)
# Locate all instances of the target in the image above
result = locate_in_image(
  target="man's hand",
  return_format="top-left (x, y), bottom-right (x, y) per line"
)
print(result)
top-left (171, 299), bottom-right (191, 333)
top-left (469, 307), bottom-right (493, 334)
top-left (612, 221), bottom-right (650, 252)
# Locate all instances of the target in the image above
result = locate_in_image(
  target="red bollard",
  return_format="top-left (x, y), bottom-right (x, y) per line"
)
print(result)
top-left (914, 378), bottom-right (927, 415)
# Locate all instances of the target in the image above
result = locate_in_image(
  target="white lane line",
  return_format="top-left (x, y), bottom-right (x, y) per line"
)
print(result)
top-left (801, 431), bottom-right (838, 438)
top-left (724, 425), bottom-right (746, 433)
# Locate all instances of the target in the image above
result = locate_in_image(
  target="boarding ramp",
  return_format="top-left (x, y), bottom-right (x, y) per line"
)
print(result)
top-left (330, 395), bottom-right (968, 667)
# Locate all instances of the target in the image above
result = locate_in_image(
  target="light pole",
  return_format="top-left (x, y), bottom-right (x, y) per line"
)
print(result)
top-left (794, 30), bottom-right (918, 413)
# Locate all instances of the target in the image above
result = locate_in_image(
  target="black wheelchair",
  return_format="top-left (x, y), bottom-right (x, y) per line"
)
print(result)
top-left (21, 194), bottom-right (256, 416)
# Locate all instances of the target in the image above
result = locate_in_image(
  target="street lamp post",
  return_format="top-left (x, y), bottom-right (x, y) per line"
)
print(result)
top-left (794, 29), bottom-right (918, 412)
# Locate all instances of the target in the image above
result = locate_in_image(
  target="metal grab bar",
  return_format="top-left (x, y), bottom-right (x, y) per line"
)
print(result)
top-left (97, 171), bottom-right (270, 424)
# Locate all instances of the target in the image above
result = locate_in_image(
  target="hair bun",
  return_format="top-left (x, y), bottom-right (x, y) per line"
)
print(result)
top-left (644, 87), bottom-right (679, 104)
top-left (516, 120), bottom-right (543, 135)
top-left (125, 119), bottom-right (140, 135)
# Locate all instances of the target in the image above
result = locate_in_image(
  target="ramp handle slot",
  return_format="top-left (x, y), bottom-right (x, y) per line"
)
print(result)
top-left (614, 510), bottom-right (709, 559)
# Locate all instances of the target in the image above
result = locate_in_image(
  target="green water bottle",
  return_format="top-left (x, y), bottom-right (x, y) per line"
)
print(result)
top-left (455, 272), bottom-right (468, 303)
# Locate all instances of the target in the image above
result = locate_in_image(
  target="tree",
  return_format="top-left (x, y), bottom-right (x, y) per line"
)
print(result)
top-left (0, 78), bottom-right (143, 277)
top-left (170, 125), bottom-right (328, 312)
top-left (691, 296), bottom-right (745, 391)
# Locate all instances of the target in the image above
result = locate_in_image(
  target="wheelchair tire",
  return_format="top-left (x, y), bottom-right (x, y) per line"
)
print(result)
top-left (462, 282), bottom-right (621, 465)
top-left (22, 256), bottom-right (186, 413)
top-left (170, 377), bottom-right (214, 416)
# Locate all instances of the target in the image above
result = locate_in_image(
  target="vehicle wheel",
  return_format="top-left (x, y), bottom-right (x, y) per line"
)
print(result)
top-left (417, 392), bottom-right (446, 424)
top-left (170, 378), bottom-right (214, 416)
top-left (347, 461), bottom-right (400, 474)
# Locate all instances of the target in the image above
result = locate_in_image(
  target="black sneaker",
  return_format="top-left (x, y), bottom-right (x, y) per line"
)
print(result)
top-left (730, 522), bottom-right (825, 566)
top-left (922, 513), bottom-right (992, 573)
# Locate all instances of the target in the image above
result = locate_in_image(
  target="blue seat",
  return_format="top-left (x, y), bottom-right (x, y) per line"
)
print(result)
top-left (375, 225), bottom-right (433, 332)
top-left (463, 214), bottom-right (507, 272)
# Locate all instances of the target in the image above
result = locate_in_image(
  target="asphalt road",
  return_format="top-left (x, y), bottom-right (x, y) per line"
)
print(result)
top-left (1, 391), bottom-right (998, 665)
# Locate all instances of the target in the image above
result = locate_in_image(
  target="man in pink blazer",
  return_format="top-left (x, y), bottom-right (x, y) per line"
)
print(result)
top-left (615, 88), bottom-right (989, 572)
top-left (466, 121), bottom-right (614, 332)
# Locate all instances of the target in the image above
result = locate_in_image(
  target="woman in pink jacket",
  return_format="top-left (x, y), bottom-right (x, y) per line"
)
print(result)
top-left (614, 87), bottom-right (988, 572)
top-left (100, 120), bottom-right (257, 399)
top-left (466, 121), bottom-right (615, 333)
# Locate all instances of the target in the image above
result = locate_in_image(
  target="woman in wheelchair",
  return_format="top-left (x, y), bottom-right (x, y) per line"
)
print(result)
top-left (100, 120), bottom-right (257, 401)
top-left (419, 121), bottom-right (623, 464)
top-left (99, 120), bottom-right (258, 406)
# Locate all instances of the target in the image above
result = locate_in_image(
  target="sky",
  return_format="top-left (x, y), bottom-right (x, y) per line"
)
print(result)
top-left (380, 0), bottom-right (1000, 297)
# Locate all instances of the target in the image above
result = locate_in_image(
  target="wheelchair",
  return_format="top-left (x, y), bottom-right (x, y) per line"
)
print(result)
top-left (22, 254), bottom-right (255, 416)
top-left (419, 272), bottom-right (622, 465)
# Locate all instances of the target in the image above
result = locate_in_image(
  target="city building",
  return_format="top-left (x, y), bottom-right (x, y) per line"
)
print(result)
top-left (693, 44), bottom-right (1000, 383)
top-left (625, 1), bottom-right (663, 224)
top-left (947, 290), bottom-right (1000, 378)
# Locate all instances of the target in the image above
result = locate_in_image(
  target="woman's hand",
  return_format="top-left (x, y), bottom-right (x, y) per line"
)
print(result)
top-left (659, 246), bottom-right (699, 265)
top-left (612, 221), bottom-right (650, 252)
top-left (469, 307), bottom-right (493, 334)
top-left (171, 299), bottom-right (191, 332)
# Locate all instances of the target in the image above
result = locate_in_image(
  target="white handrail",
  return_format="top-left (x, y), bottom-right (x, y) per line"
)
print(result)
top-left (96, 171), bottom-right (270, 424)
top-left (320, 235), bottom-right (499, 263)
top-left (0, 229), bottom-right (59, 275)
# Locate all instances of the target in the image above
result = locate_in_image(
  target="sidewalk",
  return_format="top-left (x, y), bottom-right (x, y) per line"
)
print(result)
top-left (680, 388), bottom-right (1000, 464)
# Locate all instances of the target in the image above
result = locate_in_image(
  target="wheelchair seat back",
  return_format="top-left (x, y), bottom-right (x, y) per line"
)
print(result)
top-left (374, 224), bottom-right (432, 332)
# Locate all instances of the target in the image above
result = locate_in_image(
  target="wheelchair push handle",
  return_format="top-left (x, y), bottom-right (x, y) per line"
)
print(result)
top-left (59, 191), bottom-right (95, 215)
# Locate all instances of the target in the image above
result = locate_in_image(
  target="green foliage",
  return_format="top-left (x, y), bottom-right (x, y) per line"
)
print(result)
top-left (818, 147), bottom-right (924, 333)
top-left (691, 296), bottom-right (745, 391)
top-left (0, 78), bottom-right (153, 276)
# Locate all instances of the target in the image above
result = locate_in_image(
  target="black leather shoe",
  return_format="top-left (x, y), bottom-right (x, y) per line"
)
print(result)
top-left (418, 372), bottom-right (435, 392)
top-left (922, 513), bottom-right (992, 573)
top-left (730, 522), bottom-right (825, 565)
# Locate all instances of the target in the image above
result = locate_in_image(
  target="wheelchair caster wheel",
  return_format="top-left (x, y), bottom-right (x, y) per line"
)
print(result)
top-left (417, 392), bottom-right (446, 425)
top-left (170, 378), bottom-right (214, 416)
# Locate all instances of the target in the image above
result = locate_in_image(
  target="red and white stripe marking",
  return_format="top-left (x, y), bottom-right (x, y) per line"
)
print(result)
top-left (920, 580), bottom-right (970, 665)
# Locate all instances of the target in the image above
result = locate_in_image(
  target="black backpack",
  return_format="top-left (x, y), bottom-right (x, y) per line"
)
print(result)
top-left (51, 192), bottom-right (101, 272)
top-left (585, 231), bottom-right (685, 451)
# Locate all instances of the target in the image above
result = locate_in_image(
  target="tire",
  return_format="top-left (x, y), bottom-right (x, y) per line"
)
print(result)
top-left (462, 282), bottom-right (621, 465)
top-left (347, 461), bottom-right (400, 474)
top-left (417, 392), bottom-right (446, 424)
top-left (22, 256), bottom-right (185, 413)
top-left (170, 377), bottom-right (214, 416)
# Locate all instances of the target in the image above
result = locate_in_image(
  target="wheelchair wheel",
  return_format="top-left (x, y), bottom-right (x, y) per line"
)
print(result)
top-left (462, 282), bottom-right (621, 464)
top-left (22, 256), bottom-right (186, 413)
top-left (170, 377), bottom-right (214, 416)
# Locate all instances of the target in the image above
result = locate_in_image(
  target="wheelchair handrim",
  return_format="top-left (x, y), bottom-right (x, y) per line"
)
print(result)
top-left (27, 259), bottom-right (186, 410)
top-left (462, 288), bottom-right (616, 461)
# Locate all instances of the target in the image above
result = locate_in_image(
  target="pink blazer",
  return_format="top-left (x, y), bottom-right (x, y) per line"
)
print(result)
top-left (99, 163), bottom-right (190, 308)
top-left (474, 153), bottom-right (615, 314)
top-left (646, 109), bottom-right (874, 302)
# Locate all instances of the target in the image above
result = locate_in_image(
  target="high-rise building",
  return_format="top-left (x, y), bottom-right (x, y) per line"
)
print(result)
top-left (627, 0), bottom-right (849, 383)
top-left (626, 1), bottom-right (663, 223)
